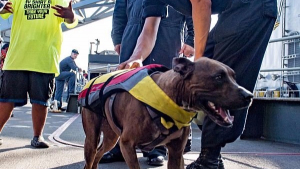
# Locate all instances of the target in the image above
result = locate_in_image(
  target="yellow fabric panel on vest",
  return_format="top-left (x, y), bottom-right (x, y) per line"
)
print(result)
top-left (82, 69), bottom-right (131, 90)
top-left (129, 76), bottom-right (196, 129)
top-left (161, 118), bottom-right (175, 129)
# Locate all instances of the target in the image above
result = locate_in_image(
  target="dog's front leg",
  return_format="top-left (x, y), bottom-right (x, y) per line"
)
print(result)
top-left (166, 127), bottom-right (190, 169)
top-left (167, 148), bottom-right (184, 169)
top-left (119, 139), bottom-right (140, 169)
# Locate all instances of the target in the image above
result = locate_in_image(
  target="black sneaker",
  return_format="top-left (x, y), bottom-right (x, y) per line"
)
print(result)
top-left (147, 155), bottom-right (164, 166)
top-left (186, 148), bottom-right (221, 169)
top-left (218, 155), bottom-right (225, 169)
top-left (31, 136), bottom-right (50, 148)
top-left (184, 138), bottom-right (192, 153)
top-left (99, 152), bottom-right (125, 163)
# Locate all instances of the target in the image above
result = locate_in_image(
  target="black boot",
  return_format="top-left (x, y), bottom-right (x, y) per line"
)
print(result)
top-left (184, 127), bottom-right (192, 153)
top-left (186, 147), bottom-right (221, 169)
top-left (218, 154), bottom-right (225, 169)
top-left (99, 143), bottom-right (124, 163)
top-left (184, 137), bottom-right (192, 153)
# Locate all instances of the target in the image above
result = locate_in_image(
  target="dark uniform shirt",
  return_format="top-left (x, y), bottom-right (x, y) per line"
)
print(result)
top-left (142, 0), bottom-right (277, 20)
top-left (142, 0), bottom-right (229, 18)
top-left (111, 0), bottom-right (194, 69)
top-left (59, 56), bottom-right (79, 73)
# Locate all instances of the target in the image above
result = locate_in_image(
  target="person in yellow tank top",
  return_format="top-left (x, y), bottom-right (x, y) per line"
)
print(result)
top-left (0, 0), bottom-right (78, 148)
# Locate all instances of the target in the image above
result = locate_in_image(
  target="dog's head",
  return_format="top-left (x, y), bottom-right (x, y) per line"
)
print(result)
top-left (172, 57), bottom-right (253, 127)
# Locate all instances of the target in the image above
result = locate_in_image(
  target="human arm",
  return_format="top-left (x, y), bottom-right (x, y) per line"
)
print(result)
top-left (114, 44), bottom-right (121, 55)
top-left (0, 1), bottom-right (12, 14)
top-left (190, 0), bottom-right (211, 60)
top-left (0, 0), bottom-right (13, 20)
top-left (116, 17), bottom-right (161, 70)
top-left (116, 0), bottom-right (167, 70)
top-left (67, 58), bottom-right (81, 72)
top-left (180, 44), bottom-right (195, 57)
top-left (180, 16), bottom-right (195, 57)
top-left (111, 0), bottom-right (127, 48)
top-left (51, 0), bottom-right (78, 28)
top-left (0, 55), bottom-right (3, 69)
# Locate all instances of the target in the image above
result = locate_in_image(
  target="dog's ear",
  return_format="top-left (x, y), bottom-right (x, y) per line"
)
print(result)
top-left (172, 57), bottom-right (195, 79)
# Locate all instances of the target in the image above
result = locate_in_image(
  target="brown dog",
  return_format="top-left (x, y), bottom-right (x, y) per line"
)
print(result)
top-left (81, 57), bottom-right (253, 169)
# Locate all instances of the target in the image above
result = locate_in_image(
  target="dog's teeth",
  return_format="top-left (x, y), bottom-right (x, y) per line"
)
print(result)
top-left (208, 102), bottom-right (216, 109)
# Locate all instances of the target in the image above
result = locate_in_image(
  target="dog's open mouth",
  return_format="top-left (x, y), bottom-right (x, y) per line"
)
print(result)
top-left (201, 101), bottom-right (234, 127)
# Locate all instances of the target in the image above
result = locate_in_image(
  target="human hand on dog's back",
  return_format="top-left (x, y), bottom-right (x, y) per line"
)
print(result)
top-left (116, 17), bottom-right (160, 70)
top-left (116, 57), bottom-right (143, 70)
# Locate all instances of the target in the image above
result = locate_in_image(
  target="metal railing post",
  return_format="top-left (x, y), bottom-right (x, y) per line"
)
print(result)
top-left (75, 68), bottom-right (78, 94)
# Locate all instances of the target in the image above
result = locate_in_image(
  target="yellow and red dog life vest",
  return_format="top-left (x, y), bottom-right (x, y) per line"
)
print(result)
top-left (78, 64), bottom-right (196, 130)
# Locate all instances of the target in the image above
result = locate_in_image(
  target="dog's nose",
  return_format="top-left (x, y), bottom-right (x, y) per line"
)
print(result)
top-left (240, 88), bottom-right (253, 102)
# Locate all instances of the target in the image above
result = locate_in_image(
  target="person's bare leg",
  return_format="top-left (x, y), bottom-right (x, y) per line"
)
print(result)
top-left (31, 103), bottom-right (49, 148)
top-left (32, 103), bottom-right (47, 136)
top-left (0, 102), bottom-right (14, 132)
top-left (0, 102), bottom-right (14, 145)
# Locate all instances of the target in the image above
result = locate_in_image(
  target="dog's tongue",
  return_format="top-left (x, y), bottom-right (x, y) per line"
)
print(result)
top-left (218, 107), bottom-right (234, 125)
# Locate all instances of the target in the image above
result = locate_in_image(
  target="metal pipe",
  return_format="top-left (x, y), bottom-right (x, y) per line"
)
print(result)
top-left (107, 64), bottom-right (111, 73)
top-left (88, 64), bottom-right (119, 71)
top-left (74, 68), bottom-right (79, 94)
top-left (260, 67), bottom-right (300, 72)
top-left (269, 35), bottom-right (300, 43)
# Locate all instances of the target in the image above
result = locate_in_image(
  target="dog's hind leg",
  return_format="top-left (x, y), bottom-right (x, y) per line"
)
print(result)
top-left (93, 118), bottom-right (119, 166)
top-left (119, 138), bottom-right (140, 169)
top-left (166, 127), bottom-right (190, 169)
top-left (82, 108), bottom-right (102, 169)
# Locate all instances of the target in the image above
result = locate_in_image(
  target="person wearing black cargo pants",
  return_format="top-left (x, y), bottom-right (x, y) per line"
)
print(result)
top-left (116, 0), bottom-right (277, 168)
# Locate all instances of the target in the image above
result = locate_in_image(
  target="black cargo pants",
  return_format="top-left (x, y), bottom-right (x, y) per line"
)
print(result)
top-left (155, 0), bottom-right (277, 148)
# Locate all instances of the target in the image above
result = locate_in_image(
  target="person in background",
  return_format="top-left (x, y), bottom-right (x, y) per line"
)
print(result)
top-left (0, 43), bottom-right (9, 70)
top-left (0, 0), bottom-right (78, 148)
top-left (82, 70), bottom-right (88, 79)
top-left (54, 49), bottom-right (81, 110)
top-left (100, 0), bottom-right (194, 166)
top-left (116, 0), bottom-right (277, 168)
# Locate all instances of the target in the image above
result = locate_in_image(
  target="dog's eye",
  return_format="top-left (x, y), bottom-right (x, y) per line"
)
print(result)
top-left (215, 75), bottom-right (222, 80)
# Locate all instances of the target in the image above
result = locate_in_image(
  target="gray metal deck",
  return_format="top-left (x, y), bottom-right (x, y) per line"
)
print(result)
top-left (0, 103), bottom-right (300, 169)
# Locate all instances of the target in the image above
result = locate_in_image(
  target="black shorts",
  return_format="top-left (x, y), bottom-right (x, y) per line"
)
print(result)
top-left (0, 70), bottom-right (55, 107)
